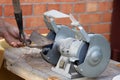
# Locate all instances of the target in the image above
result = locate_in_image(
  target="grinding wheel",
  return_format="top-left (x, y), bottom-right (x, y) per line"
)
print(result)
top-left (76, 34), bottom-right (111, 77)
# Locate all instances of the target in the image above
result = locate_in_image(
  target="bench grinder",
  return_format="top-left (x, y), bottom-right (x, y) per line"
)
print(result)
top-left (33, 10), bottom-right (111, 79)
top-left (11, 0), bottom-right (110, 78)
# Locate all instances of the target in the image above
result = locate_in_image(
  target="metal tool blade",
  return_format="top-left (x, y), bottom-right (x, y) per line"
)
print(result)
top-left (29, 31), bottom-right (53, 48)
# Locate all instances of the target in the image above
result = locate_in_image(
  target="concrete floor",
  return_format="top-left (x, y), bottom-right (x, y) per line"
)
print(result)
top-left (0, 64), bottom-right (24, 80)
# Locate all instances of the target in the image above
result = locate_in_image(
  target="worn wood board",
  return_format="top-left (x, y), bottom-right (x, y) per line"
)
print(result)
top-left (0, 48), bottom-right (4, 68)
top-left (4, 47), bottom-right (120, 80)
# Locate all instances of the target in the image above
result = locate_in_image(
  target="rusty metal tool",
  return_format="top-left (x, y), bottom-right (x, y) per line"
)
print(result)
top-left (12, 0), bottom-right (30, 46)
top-left (29, 31), bottom-right (53, 48)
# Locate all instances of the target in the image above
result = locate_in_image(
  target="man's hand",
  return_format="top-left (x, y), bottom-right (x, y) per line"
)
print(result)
top-left (0, 19), bottom-right (26, 47)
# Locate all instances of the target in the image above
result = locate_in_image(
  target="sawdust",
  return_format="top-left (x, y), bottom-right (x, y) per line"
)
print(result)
top-left (48, 76), bottom-right (60, 80)
top-left (116, 64), bottom-right (120, 68)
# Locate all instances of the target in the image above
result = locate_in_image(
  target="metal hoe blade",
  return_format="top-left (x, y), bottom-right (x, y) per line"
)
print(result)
top-left (29, 31), bottom-right (53, 48)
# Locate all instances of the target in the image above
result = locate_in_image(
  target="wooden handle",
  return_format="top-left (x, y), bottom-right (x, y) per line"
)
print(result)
top-left (12, 0), bottom-right (21, 13)
top-left (0, 46), bottom-right (4, 68)
top-left (0, 39), bottom-right (10, 68)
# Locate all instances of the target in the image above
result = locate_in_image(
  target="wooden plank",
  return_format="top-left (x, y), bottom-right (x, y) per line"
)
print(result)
top-left (4, 47), bottom-right (120, 80)
top-left (0, 39), bottom-right (10, 68)
top-left (0, 47), bottom-right (4, 68)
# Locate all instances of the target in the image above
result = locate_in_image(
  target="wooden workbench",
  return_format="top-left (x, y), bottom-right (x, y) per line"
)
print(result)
top-left (4, 47), bottom-right (120, 80)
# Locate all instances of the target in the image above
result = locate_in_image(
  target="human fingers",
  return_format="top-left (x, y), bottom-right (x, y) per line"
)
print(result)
top-left (3, 32), bottom-right (23, 47)
top-left (7, 26), bottom-right (19, 39)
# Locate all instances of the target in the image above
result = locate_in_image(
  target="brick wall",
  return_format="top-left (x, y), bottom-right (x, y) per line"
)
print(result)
top-left (0, 0), bottom-right (113, 41)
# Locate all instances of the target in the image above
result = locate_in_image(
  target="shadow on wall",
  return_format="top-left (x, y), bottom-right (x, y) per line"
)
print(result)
top-left (111, 0), bottom-right (120, 62)
top-left (0, 64), bottom-right (24, 80)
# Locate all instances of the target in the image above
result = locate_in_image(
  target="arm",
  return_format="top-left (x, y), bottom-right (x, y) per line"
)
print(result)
top-left (0, 19), bottom-right (23, 47)
top-left (0, 19), bottom-right (26, 68)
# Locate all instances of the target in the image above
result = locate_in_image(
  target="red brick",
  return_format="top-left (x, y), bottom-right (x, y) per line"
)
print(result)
top-left (4, 5), bottom-right (32, 17)
top-left (4, 5), bottom-right (14, 16)
top-left (103, 34), bottom-right (110, 42)
top-left (86, 2), bottom-right (98, 12)
top-left (74, 3), bottom-right (85, 13)
top-left (55, 0), bottom-right (76, 2)
top-left (48, 4), bottom-right (60, 11)
top-left (25, 17), bottom-right (45, 28)
top-left (4, 18), bottom-right (17, 26)
top-left (21, 0), bottom-right (54, 3)
top-left (61, 4), bottom-right (73, 13)
top-left (109, 1), bottom-right (113, 10)
top-left (90, 24), bottom-right (111, 34)
top-left (83, 25), bottom-right (89, 32)
top-left (99, 2), bottom-right (110, 11)
top-left (0, 0), bottom-right (11, 4)
top-left (79, 14), bottom-right (101, 24)
top-left (102, 13), bottom-right (112, 22)
top-left (39, 27), bottom-right (49, 34)
top-left (55, 18), bottom-right (71, 26)
top-left (0, 6), bottom-right (2, 16)
top-left (79, 25), bottom-right (89, 32)
top-left (25, 29), bottom-right (33, 34)
top-left (22, 5), bottom-right (32, 15)
top-left (34, 4), bottom-right (46, 15)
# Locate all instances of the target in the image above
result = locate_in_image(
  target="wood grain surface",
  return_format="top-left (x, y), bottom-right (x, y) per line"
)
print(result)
top-left (3, 47), bottom-right (120, 80)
